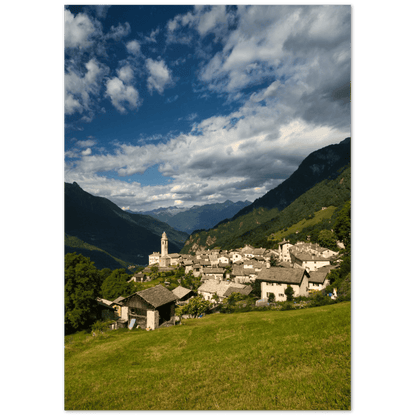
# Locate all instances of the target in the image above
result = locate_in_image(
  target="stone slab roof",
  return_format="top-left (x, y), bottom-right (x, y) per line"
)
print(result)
top-left (308, 270), bottom-right (330, 284)
top-left (172, 286), bottom-right (194, 299)
top-left (121, 285), bottom-right (178, 308)
top-left (257, 267), bottom-right (309, 285)
top-left (223, 285), bottom-right (252, 297)
top-left (198, 281), bottom-right (248, 298)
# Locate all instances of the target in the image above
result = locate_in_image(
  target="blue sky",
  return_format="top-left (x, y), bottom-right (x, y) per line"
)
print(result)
top-left (64, 5), bottom-right (351, 211)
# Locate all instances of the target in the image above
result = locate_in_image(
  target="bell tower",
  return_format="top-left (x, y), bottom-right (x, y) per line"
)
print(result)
top-left (160, 232), bottom-right (170, 267)
top-left (161, 231), bottom-right (168, 257)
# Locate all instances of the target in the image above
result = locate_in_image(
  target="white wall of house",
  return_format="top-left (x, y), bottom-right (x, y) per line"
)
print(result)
top-left (261, 277), bottom-right (308, 301)
top-left (308, 279), bottom-right (330, 291)
top-left (198, 291), bottom-right (214, 302)
top-left (149, 253), bottom-right (160, 265)
top-left (120, 306), bottom-right (129, 321)
top-left (147, 310), bottom-right (159, 330)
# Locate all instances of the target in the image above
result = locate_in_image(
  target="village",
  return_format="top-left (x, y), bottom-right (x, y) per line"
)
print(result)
top-left (95, 231), bottom-right (343, 332)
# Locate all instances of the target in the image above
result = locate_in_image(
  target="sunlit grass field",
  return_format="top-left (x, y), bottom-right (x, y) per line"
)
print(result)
top-left (268, 206), bottom-right (337, 242)
top-left (65, 302), bottom-right (350, 410)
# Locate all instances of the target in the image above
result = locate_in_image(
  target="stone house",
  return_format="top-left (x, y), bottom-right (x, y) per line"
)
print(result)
top-left (229, 251), bottom-right (243, 262)
top-left (172, 286), bottom-right (196, 303)
top-left (148, 252), bottom-right (160, 265)
top-left (118, 285), bottom-right (178, 330)
top-left (290, 251), bottom-right (331, 272)
top-left (169, 253), bottom-right (182, 266)
top-left (128, 272), bottom-right (145, 283)
top-left (201, 267), bottom-right (225, 281)
top-left (308, 270), bottom-right (331, 292)
top-left (277, 239), bottom-right (293, 262)
top-left (198, 280), bottom-right (251, 302)
top-left (256, 267), bottom-right (310, 301)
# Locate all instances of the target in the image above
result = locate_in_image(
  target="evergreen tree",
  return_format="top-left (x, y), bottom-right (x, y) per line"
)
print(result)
top-left (285, 285), bottom-right (294, 301)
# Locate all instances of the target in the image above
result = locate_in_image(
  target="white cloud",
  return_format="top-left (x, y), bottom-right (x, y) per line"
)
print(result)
top-left (64, 9), bottom-right (97, 49)
top-left (105, 77), bottom-right (139, 113)
top-left (106, 22), bottom-right (131, 40)
top-left (66, 93), bottom-right (349, 211)
top-left (117, 65), bottom-right (134, 84)
top-left (126, 39), bottom-right (141, 55)
top-left (146, 59), bottom-right (173, 95)
top-left (65, 59), bottom-right (106, 115)
top-left (77, 139), bottom-right (97, 148)
top-left (81, 148), bottom-right (92, 156)
top-left (93, 5), bottom-right (111, 19)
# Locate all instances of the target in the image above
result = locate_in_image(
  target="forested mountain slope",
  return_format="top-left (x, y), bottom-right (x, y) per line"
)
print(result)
top-left (231, 137), bottom-right (350, 220)
top-left (65, 182), bottom-right (189, 267)
top-left (180, 165), bottom-right (350, 253)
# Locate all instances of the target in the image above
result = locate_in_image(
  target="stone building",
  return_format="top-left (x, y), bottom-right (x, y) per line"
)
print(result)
top-left (159, 232), bottom-right (171, 268)
top-left (118, 285), bottom-right (178, 330)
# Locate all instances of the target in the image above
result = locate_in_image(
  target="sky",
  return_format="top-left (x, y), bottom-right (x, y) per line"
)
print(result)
top-left (64, 4), bottom-right (351, 212)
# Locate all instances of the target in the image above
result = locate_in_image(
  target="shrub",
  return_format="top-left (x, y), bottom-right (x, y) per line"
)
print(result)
top-left (285, 285), bottom-right (294, 301)
top-left (281, 302), bottom-right (293, 311)
top-left (91, 319), bottom-right (113, 335)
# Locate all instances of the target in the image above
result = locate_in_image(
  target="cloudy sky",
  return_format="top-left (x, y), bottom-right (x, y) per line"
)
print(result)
top-left (64, 4), bottom-right (351, 212)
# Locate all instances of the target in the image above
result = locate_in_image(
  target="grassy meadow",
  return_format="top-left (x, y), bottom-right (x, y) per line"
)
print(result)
top-left (65, 302), bottom-right (351, 410)
top-left (268, 206), bottom-right (337, 242)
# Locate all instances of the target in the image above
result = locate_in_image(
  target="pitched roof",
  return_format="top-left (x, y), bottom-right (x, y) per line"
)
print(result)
top-left (308, 270), bottom-right (330, 284)
top-left (198, 281), bottom-right (248, 297)
top-left (172, 286), bottom-right (194, 299)
top-left (223, 285), bottom-right (252, 297)
top-left (290, 251), bottom-right (329, 262)
top-left (135, 285), bottom-right (178, 308)
top-left (203, 267), bottom-right (224, 274)
top-left (257, 267), bottom-right (309, 285)
top-left (113, 296), bottom-right (125, 304)
top-left (96, 297), bottom-right (113, 306)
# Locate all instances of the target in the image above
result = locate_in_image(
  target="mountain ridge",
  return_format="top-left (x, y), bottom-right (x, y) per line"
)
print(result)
top-left (65, 182), bottom-right (189, 268)
top-left (230, 137), bottom-right (350, 221)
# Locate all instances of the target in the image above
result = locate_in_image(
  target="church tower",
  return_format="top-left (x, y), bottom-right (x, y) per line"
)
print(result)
top-left (160, 232), bottom-right (170, 268)
top-left (161, 231), bottom-right (168, 257)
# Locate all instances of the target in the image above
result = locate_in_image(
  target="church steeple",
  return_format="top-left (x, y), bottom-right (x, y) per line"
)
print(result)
top-left (161, 232), bottom-right (168, 257)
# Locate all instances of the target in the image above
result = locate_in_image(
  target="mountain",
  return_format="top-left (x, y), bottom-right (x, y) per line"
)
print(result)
top-left (65, 182), bottom-right (189, 268)
top-left (231, 137), bottom-right (351, 220)
top-left (180, 138), bottom-right (351, 254)
top-left (141, 200), bottom-right (252, 234)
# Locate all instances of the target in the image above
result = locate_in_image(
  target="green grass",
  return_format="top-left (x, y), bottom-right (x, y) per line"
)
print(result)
top-left (65, 302), bottom-right (350, 410)
top-left (268, 206), bottom-right (337, 241)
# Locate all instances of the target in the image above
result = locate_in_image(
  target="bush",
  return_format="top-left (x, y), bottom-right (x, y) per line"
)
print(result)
top-left (91, 319), bottom-right (113, 335)
top-left (281, 302), bottom-right (293, 311)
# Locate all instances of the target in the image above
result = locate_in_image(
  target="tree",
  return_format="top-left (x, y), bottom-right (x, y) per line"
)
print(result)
top-left (284, 285), bottom-right (294, 301)
top-left (317, 229), bottom-right (338, 251)
top-left (251, 279), bottom-right (262, 298)
top-left (334, 200), bottom-right (351, 247)
top-left (101, 269), bottom-right (136, 301)
top-left (267, 292), bottom-right (275, 303)
top-left (177, 296), bottom-right (211, 318)
top-left (270, 254), bottom-right (278, 267)
top-left (212, 293), bottom-right (220, 304)
top-left (65, 253), bottom-right (102, 333)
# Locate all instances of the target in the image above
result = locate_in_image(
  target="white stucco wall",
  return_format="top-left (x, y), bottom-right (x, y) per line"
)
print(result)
top-left (147, 310), bottom-right (159, 330)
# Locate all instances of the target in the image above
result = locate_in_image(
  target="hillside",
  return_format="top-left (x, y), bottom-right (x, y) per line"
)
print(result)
top-left (65, 182), bottom-right (189, 267)
top-left (65, 302), bottom-right (351, 410)
top-left (231, 137), bottom-right (350, 220)
top-left (142, 200), bottom-right (251, 233)
top-left (181, 165), bottom-right (350, 253)
top-left (64, 235), bottom-right (130, 270)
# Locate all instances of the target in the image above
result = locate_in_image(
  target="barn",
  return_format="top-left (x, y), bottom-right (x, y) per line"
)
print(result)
top-left (118, 285), bottom-right (178, 330)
